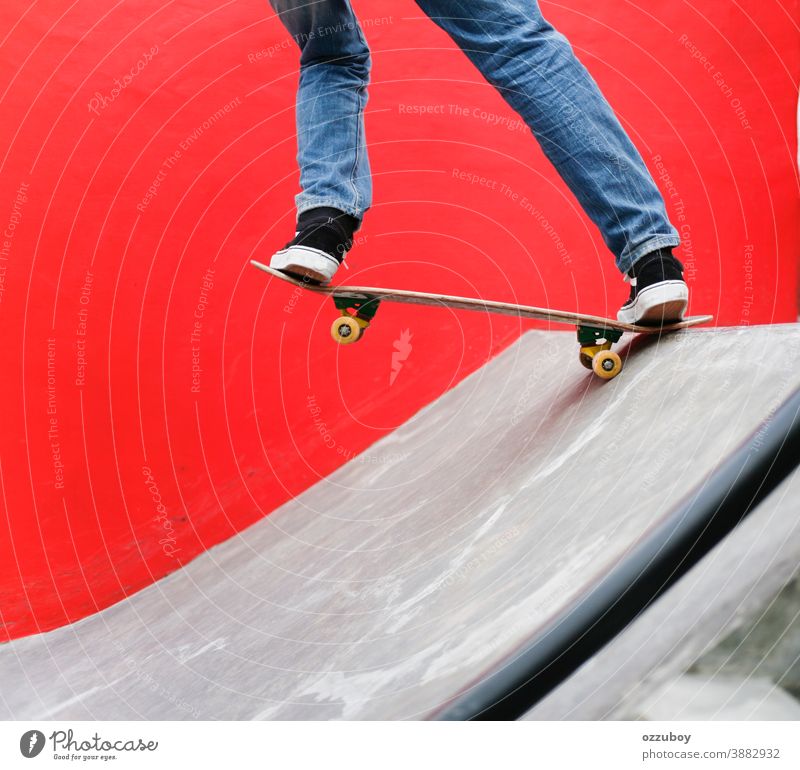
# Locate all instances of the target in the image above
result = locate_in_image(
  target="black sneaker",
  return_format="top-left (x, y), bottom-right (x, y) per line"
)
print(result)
top-left (269, 207), bottom-right (359, 283)
top-left (617, 249), bottom-right (689, 325)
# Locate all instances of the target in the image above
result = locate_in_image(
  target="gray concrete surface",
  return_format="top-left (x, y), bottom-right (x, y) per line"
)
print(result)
top-left (689, 574), bottom-right (800, 700)
top-left (1, 325), bottom-right (799, 720)
top-left (634, 675), bottom-right (800, 721)
top-left (524, 463), bottom-right (800, 720)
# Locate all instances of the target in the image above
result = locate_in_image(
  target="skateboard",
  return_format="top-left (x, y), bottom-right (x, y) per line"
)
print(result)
top-left (251, 260), bottom-right (713, 380)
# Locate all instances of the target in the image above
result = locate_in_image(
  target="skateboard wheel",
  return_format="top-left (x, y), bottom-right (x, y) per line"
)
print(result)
top-left (330, 316), bottom-right (362, 344)
top-left (579, 352), bottom-right (594, 370)
top-left (592, 350), bottom-right (622, 380)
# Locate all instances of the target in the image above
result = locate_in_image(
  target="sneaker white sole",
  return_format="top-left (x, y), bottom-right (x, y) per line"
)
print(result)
top-left (617, 280), bottom-right (689, 325)
top-left (269, 245), bottom-right (339, 283)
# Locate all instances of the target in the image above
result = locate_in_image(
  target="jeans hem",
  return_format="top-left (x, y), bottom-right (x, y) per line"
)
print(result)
top-left (295, 196), bottom-right (366, 224)
top-left (619, 234), bottom-right (682, 274)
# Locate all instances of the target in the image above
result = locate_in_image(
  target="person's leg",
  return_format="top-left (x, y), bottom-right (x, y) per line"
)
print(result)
top-left (268, 0), bottom-right (371, 281)
top-left (414, 0), bottom-right (681, 280)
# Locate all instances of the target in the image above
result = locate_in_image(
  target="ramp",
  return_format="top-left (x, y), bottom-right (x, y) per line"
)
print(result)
top-left (530, 463), bottom-right (800, 719)
top-left (1, 325), bottom-right (799, 720)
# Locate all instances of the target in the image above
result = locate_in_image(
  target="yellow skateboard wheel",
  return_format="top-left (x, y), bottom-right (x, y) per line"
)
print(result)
top-left (330, 316), bottom-right (362, 344)
top-left (592, 350), bottom-right (622, 380)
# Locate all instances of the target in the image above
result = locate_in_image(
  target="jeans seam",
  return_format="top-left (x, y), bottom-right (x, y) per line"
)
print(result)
top-left (349, 87), bottom-right (364, 211)
top-left (349, 22), bottom-right (370, 212)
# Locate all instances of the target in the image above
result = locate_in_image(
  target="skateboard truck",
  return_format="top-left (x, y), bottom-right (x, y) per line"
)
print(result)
top-left (330, 294), bottom-right (380, 344)
top-left (577, 325), bottom-right (624, 380)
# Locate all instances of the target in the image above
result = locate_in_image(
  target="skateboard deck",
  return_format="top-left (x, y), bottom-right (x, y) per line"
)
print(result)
top-left (251, 260), bottom-right (713, 380)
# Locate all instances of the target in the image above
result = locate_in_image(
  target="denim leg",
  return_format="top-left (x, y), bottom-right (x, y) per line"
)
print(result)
top-left (268, 0), bottom-right (372, 221)
top-left (414, 0), bottom-right (680, 273)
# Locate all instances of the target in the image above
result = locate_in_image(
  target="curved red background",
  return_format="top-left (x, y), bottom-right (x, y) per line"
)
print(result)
top-left (0, 0), bottom-right (798, 641)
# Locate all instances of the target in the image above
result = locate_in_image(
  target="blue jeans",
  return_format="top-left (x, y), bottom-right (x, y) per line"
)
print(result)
top-left (268, 0), bottom-right (680, 273)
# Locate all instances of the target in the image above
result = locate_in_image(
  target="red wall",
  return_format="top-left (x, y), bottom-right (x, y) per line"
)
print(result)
top-left (0, 1), bottom-right (797, 641)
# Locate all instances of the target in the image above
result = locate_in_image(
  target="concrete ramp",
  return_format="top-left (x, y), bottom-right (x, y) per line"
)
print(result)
top-left (1, 325), bottom-right (799, 720)
top-left (523, 462), bottom-right (800, 720)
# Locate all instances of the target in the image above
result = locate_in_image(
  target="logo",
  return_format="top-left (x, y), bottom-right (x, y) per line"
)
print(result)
top-left (390, 329), bottom-right (413, 385)
top-left (20, 730), bottom-right (45, 758)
